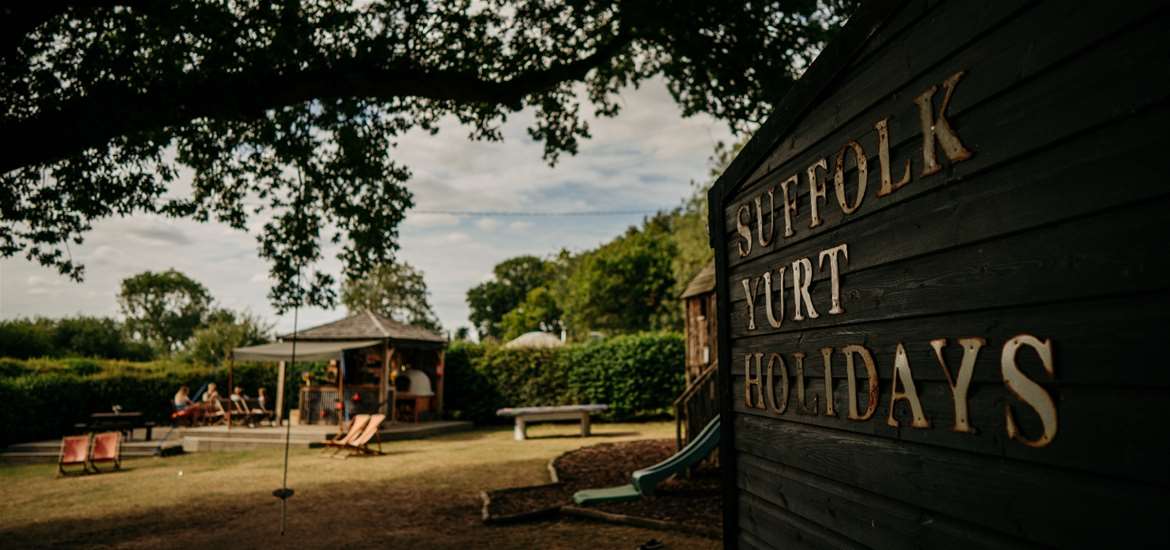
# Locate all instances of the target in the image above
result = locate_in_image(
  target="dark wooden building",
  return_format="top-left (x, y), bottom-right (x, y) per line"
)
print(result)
top-left (676, 262), bottom-right (719, 449)
top-left (707, 1), bottom-right (1169, 547)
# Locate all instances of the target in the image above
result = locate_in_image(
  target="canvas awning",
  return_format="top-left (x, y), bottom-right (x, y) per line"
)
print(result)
top-left (231, 339), bottom-right (381, 362)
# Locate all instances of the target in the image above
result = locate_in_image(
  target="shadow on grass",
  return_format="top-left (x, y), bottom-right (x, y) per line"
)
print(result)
top-left (0, 457), bottom-right (712, 550)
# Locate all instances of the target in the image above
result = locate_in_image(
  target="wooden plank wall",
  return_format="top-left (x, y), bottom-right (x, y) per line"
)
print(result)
top-left (713, 1), bottom-right (1170, 547)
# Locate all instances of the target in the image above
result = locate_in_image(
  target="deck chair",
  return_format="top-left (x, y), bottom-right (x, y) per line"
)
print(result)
top-left (89, 431), bottom-right (122, 472)
top-left (249, 398), bottom-right (274, 426)
top-left (58, 435), bottom-right (91, 477)
top-left (323, 414), bottom-right (370, 453)
top-left (229, 397), bottom-right (256, 427)
top-left (336, 414), bottom-right (386, 458)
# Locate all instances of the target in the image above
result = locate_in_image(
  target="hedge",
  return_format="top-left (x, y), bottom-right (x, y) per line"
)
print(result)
top-left (444, 332), bottom-right (685, 424)
top-left (0, 358), bottom-right (324, 446)
top-left (0, 332), bottom-right (685, 444)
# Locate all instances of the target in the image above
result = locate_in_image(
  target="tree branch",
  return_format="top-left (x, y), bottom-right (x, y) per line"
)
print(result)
top-left (0, 31), bottom-right (634, 174)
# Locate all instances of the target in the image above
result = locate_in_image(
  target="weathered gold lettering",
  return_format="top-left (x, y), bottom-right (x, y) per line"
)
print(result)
top-left (735, 203), bottom-right (752, 257)
top-left (763, 268), bottom-right (786, 329)
top-left (779, 174), bottom-right (799, 238)
top-left (765, 353), bottom-right (789, 414)
top-left (744, 353), bottom-right (765, 410)
top-left (791, 258), bottom-right (819, 321)
top-left (887, 343), bottom-right (930, 428)
top-left (843, 344), bottom-right (879, 421)
top-left (741, 277), bottom-right (762, 331)
top-left (874, 117), bottom-right (911, 197)
top-left (807, 159), bottom-right (828, 228)
top-left (915, 71), bottom-right (973, 177)
top-left (754, 188), bottom-right (775, 247)
top-left (834, 140), bottom-right (869, 215)
top-left (1002, 334), bottom-right (1057, 448)
top-left (932, 337), bottom-right (983, 433)
top-left (794, 352), bottom-right (818, 414)
top-left (817, 243), bottom-right (849, 315)
top-left (821, 347), bottom-right (836, 417)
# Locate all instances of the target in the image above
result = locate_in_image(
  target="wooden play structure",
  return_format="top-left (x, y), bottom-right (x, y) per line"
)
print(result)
top-left (674, 262), bottom-right (719, 450)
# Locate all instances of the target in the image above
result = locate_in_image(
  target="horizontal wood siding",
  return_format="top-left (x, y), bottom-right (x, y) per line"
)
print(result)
top-left (715, 0), bottom-right (1170, 547)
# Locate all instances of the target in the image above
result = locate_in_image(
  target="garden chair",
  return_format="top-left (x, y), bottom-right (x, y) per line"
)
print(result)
top-left (336, 414), bottom-right (386, 458)
top-left (229, 397), bottom-right (256, 427)
top-left (323, 414), bottom-right (370, 453)
top-left (89, 431), bottom-right (122, 472)
top-left (249, 398), bottom-right (274, 426)
top-left (57, 434), bottom-right (91, 477)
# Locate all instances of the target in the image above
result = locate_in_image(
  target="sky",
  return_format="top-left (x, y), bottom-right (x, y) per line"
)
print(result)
top-left (0, 78), bottom-right (735, 335)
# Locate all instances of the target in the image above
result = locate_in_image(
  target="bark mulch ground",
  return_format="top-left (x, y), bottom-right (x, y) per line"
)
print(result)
top-left (484, 439), bottom-right (721, 533)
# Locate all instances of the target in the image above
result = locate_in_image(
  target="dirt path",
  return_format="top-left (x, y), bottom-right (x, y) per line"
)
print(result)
top-left (0, 422), bottom-right (719, 549)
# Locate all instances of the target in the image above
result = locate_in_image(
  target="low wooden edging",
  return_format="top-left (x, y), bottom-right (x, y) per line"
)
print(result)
top-left (561, 505), bottom-right (721, 539)
top-left (480, 482), bottom-right (565, 525)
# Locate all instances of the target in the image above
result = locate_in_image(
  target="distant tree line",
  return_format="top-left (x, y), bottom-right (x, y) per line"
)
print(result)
top-left (467, 140), bottom-right (745, 342)
top-left (0, 268), bottom-right (270, 365)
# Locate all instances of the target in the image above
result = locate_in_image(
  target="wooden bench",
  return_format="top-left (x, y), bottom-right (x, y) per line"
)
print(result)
top-left (496, 404), bottom-right (609, 441)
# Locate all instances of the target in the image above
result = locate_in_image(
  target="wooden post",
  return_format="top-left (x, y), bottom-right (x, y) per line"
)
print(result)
top-left (580, 411), bottom-right (591, 437)
top-left (338, 353), bottom-right (346, 430)
top-left (380, 340), bottom-right (390, 417)
top-left (436, 349), bottom-right (445, 417)
top-left (275, 360), bottom-right (286, 426)
top-left (388, 347), bottom-right (398, 423)
top-left (227, 357), bottom-right (234, 430)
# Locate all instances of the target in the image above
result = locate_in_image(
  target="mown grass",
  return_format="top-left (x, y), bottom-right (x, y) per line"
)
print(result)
top-left (0, 421), bottom-right (718, 549)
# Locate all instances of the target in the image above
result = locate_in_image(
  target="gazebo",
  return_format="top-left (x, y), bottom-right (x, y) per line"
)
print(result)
top-left (231, 310), bottom-right (447, 426)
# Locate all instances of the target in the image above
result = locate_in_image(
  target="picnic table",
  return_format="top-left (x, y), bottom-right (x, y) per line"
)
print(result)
top-left (496, 404), bottom-right (609, 441)
top-left (75, 412), bottom-right (155, 441)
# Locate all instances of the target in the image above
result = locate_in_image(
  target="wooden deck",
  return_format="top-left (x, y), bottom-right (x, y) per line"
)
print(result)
top-left (0, 421), bottom-right (474, 460)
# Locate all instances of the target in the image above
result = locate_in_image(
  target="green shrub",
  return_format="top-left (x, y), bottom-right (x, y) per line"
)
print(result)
top-left (442, 333), bottom-right (685, 424)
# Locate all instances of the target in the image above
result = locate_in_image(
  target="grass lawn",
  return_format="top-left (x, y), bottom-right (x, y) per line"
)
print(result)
top-left (0, 421), bottom-right (719, 549)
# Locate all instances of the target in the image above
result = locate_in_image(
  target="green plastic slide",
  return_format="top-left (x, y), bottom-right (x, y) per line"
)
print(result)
top-left (572, 415), bottom-right (721, 506)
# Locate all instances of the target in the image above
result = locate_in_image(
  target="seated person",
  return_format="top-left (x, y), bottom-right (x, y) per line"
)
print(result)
top-left (173, 385), bottom-right (194, 410)
top-left (202, 382), bottom-right (220, 403)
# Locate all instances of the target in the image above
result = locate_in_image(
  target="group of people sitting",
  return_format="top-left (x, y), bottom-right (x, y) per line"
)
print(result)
top-left (172, 383), bottom-right (273, 427)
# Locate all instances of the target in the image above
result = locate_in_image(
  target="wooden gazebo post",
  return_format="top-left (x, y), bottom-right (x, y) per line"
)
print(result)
top-left (379, 340), bottom-right (390, 417)
top-left (227, 356), bottom-right (234, 430)
top-left (436, 349), bottom-right (445, 416)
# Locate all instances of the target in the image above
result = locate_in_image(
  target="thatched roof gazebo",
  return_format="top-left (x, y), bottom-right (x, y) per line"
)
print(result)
top-left (232, 310), bottom-right (446, 427)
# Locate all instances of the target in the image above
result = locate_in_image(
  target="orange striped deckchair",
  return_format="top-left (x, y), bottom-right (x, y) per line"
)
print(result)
top-left (337, 414), bottom-right (386, 458)
top-left (323, 414), bottom-right (370, 452)
top-left (58, 435), bottom-right (91, 476)
top-left (89, 431), bottom-right (122, 472)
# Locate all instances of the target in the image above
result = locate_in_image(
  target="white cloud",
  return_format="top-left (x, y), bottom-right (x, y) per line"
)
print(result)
top-left (443, 232), bottom-right (471, 244)
top-left (0, 76), bottom-right (734, 332)
top-left (404, 212), bottom-right (460, 228)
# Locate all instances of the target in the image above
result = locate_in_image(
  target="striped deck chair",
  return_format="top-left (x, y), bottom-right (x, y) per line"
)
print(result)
top-left (337, 414), bottom-right (386, 458)
top-left (323, 414), bottom-right (370, 453)
top-left (58, 435), bottom-right (91, 477)
top-left (89, 431), bottom-right (122, 472)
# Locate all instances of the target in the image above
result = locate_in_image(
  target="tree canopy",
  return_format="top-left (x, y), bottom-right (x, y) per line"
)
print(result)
top-left (117, 269), bottom-right (212, 351)
top-left (0, 0), bottom-right (854, 311)
top-left (341, 261), bottom-right (441, 332)
top-left (466, 255), bottom-right (554, 340)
